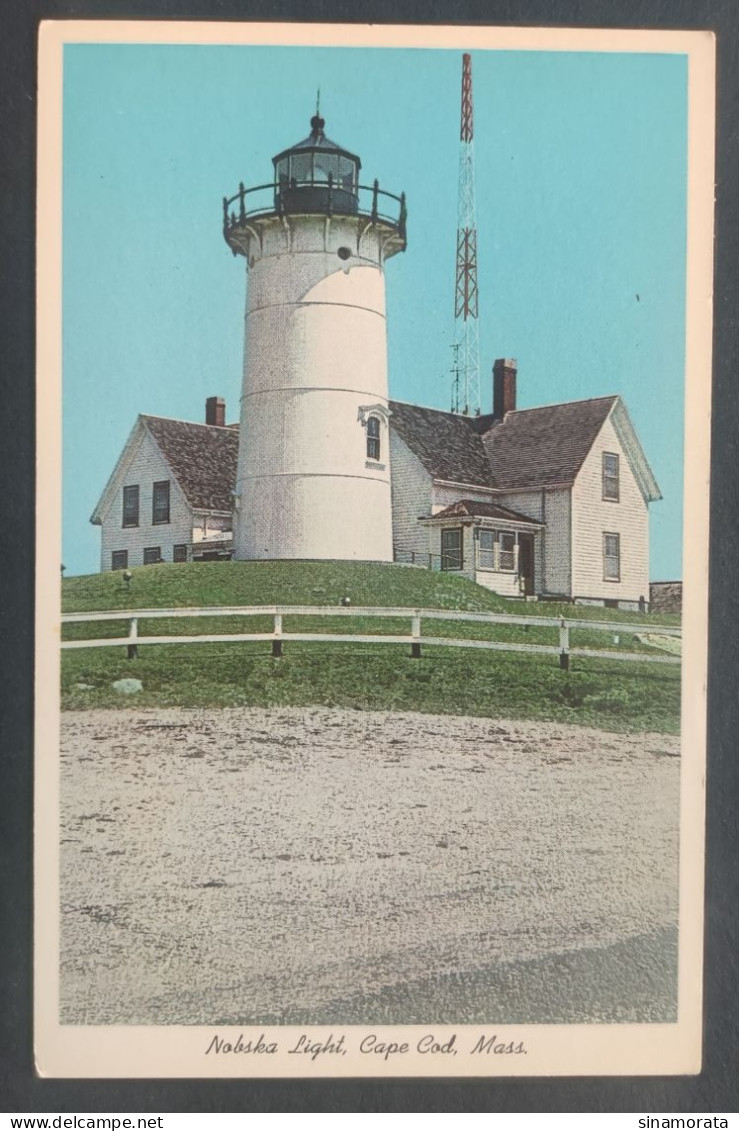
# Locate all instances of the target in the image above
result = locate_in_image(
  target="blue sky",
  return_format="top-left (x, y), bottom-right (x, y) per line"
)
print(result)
top-left (62, 43), bottom-right (687, 578)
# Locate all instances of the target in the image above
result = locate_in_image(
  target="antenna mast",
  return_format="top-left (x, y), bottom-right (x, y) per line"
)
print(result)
top-left (451, 52), bottom-right (480, 416)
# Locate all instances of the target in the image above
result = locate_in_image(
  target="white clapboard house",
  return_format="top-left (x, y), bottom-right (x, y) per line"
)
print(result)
top-left (91, 362), bottom-right (661, 611)
top-left (90, 397), bottom-right (238, 570)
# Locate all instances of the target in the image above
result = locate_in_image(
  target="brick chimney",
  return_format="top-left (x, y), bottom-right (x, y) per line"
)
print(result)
top-left (493, 359), bottom-right (517, 419)
top-left (205, 396), bottom-right (226, 427)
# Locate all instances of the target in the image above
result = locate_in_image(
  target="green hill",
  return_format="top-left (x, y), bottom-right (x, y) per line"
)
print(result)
top-left (62, 559), bottom-right (680, 624)
top-left (61, 561), bottom-right (680, 732)
top-left (63, 559), bottom-right (512, 614)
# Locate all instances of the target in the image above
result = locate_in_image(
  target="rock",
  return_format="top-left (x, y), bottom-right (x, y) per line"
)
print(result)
top-left (75, 683), bottom-right (95, 690)
top-left (112, 678), bottom-right (143, 695)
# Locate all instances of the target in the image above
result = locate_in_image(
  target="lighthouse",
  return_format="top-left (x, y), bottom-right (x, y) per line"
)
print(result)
top-left (223, 108), bottom-right (407, 561)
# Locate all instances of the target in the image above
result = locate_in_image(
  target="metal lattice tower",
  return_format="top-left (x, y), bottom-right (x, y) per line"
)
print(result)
top-left (451, 52), bottom-right (480, 416)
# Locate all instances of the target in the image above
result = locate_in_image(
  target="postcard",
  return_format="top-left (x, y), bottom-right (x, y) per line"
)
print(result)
top-left (35, 20), bottom-right (714, 1078)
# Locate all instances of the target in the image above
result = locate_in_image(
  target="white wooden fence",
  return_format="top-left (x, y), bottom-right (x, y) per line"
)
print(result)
top-left (61, 605), bottom-right (681, 669)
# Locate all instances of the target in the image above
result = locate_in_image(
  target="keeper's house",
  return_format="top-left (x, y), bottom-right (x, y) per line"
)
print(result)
top-left (90, 397), bottom-right (237, 570)
top-left (91, 361), bottom-right (661, 611)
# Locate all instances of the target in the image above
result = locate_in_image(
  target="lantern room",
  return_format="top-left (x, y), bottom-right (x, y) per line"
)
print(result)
top-left (272, 112), bottom-right (361, 215)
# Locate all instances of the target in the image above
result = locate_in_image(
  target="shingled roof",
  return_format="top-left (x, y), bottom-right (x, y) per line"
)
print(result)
top-left (420, 499), bottom-right (542, 525)
top-left (142, 416), bottom-right (238, 512)
top-left (389, 401), bottom-right (494, 487)
top-left (482, 396), bottom-right (618, 490)
top-left (130, 393), bottom-right (633, 516)
top-left (389, 395), bottom-right (618, 490)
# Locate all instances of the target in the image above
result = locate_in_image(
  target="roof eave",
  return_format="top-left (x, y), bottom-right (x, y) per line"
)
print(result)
top-left (419, 514), bottom-right (544, 530)
top-left (89, 416), bottom-right (147, 526)
top-left (431, 476), bottom-right (498, 494)
top-left (607, 398), bottom-right (663, 503)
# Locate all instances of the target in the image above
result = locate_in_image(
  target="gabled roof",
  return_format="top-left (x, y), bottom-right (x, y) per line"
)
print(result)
top-left (389, 400), bottom-right (494, 488)
top-left (91, 414), bottom-right (239, 525)
top-left (481, 396), bottom-right (618, 490)
top-left (93, 388), bottom-right (660, 530)
top-left (419, 500), bottom-right (543, 526)
top-left (141, 416), bottom-right (238, 512)
top-left (390, 394), bottom-right (660, 501)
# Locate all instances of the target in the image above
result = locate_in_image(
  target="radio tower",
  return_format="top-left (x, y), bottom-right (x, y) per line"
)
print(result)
top-left (451, 52), bottom-right (480, 415)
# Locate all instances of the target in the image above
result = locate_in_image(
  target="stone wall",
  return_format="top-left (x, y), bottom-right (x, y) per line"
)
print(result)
top-left (649, 581), bottom-right (682, 614)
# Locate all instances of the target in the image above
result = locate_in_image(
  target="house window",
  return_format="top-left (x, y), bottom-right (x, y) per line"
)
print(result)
top-left (366, 416), bottom-right (381, 461)
top-left (173, 544), bottom-right (188, 563)
top-left (122, 485), bottom-right (139, 527)
top-left (143, 547), bottom-right (162, 566)
top-left (441, 528), bottom-right (463, 571)
top-left (478, 530), bottom-right (495, 570)
top-left (603, 453), bottom-right (620, 501)
top-left (499, 532), bottom-right (516, 571)
top-left (111, 550), bottom-right (128, 571)
top-left (152, 480), bottom-right (170, 525)
top-left (603, 533), bottom-right (621, 581)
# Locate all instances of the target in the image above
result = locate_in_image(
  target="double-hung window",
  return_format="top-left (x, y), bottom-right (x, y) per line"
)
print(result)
top-left (499, 532), bottom-right (516, 571)
top-left (122, 485), bottom-right (139, 528)
top-left (478, 530), bottom-right (495, 569)
top-left (366, 416), bottom-right (381, 461)
top-left (603, 533), bottom-right (621, 581)
top-left (603, 453), bottom-right (620, 501)
top-left (111, 550), bottom-right (128, 571)
top-left (152, 480), bottom-right (170, 525)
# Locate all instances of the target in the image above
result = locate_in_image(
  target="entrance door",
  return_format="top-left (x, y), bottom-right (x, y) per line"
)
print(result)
top-left (518, 534), bottom-right (535, 595)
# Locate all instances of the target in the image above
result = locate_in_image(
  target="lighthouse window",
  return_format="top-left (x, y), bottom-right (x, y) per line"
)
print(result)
top-left (276, 158), bottom-right (289, 189)
top-left (337, 247), bottom-right (351, 261)
top-left (290, 153), bottom-right (312, 184)
top-left (366, 416), bottom-right (381, 461)
top-left (313, 151), bottom-right (339, 185)
top-left (338, 156), bottom-right (356, 192)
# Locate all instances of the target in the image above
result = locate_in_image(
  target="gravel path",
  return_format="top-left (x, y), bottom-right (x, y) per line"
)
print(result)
top-left (60, 707), bottom-right (680, 1025)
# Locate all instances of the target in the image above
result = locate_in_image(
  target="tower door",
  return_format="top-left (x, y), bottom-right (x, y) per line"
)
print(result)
top-left (518, 534), bottom-right (535, 595)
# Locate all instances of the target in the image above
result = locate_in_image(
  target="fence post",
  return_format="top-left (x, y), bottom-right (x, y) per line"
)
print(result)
top-left (272, 612), bottom-right (283, 658)
top-left (559, 618), bottom-right (570, 670)
top-left (411, 613), bottom-right (422, 659)
top-left (127, 617), bottom-right (138, 660)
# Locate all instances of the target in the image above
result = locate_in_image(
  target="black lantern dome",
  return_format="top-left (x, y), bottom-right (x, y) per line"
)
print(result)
top-left (272, 112), bottom-right (362, 216)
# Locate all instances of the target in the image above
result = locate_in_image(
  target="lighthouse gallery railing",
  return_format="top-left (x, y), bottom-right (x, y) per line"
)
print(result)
top-left (222, 179), bottom-right (407, 239)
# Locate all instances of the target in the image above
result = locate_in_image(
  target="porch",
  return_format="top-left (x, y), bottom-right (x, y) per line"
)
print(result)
top-left (416, 499), bottom-right (544, 598)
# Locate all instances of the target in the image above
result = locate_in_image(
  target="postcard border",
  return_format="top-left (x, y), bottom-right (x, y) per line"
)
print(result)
top-left (4, 2), bottom-right (733, 1112)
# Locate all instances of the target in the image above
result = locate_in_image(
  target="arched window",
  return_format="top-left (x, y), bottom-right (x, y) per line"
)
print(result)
top-left (366, 416), bottom-right (381, 461)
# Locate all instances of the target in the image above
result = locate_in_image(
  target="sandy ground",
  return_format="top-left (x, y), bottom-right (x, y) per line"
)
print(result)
top-left (59, 707), bottom-right (680, 1026)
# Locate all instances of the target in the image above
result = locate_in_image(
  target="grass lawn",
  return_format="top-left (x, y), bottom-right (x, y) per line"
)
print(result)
top-left (61, 561), bottom-right (681, 732)
top-left (62, 560), bottom-right (682, 625)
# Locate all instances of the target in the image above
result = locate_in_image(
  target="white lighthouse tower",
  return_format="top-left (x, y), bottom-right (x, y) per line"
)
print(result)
top-left (223, 109), bottom-right (407, 561)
